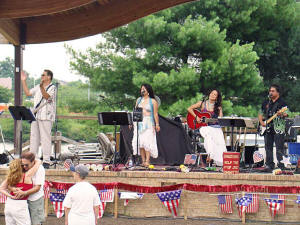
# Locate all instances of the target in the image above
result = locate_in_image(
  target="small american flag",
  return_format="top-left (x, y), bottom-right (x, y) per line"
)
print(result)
top-left (245, 193), bottom-right (259, 213)
top-left (270, 195), bottom-right (285, 214)
top-left (63, 159), bottom-right (72, 171)
top-left (235, 196), bottom-right (252, 218)
top-left (156, 190), bottom-right (182, 217)
top-left (0, 193), bottom-right (7, 204)
top-left (99, 189), bottom-right (114, 203)
top-left (50, 192), bottom-right (66, 218)
top-left (184, 154), bottom-right (198, 165)
top-left (217, 195), bottom-right (233, 214)
top-left (253, 151), bottom-right (264, 163)
top-left (264, 198), bottom-right (283, 217)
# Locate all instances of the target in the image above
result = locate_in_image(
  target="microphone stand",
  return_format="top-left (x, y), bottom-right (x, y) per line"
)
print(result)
top-left (193, 114), bottom-right (198, 153)
top-left (194, 95), bottom-right (207, 153)
top-left (53, 82), bottom-right (59, 168)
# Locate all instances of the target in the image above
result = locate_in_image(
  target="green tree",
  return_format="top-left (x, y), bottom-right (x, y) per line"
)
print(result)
top-left (0, 86), bottom-right (12, 103)
top-left (68, 13), bottom-right (263, 116)
top-left (181, 0), bottom-right (299, 110)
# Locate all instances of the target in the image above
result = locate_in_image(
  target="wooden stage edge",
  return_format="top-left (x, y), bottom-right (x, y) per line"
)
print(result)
top-left (1, 169), bottom-right (300, 223)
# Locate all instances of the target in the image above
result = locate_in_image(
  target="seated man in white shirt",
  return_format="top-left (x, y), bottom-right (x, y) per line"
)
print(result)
top-left (63, 164), bottom-right (100, 225)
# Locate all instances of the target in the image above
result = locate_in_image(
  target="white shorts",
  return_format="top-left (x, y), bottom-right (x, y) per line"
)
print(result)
top-left (5, 198), bottom-right (31, 225)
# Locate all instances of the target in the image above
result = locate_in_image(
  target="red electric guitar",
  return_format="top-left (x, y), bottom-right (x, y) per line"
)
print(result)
top-left (187, 109), bottom-right (218, 130)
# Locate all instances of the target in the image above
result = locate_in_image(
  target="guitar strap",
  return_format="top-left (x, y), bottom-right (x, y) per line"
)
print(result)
top-left (34, 84), bottom-right (54, 116)
top-left (268, 101), bottom-right (279, 119)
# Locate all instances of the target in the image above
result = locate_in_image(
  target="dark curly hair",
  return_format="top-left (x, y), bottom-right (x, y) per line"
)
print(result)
top-left (141, 83), bottom-right (155, 99)
top-left (207, 89), bottom-right (222, 116)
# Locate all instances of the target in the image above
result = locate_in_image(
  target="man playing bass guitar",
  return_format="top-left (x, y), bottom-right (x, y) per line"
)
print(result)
top-left (187, 89), bottom-right (227, 166)
top-left (258, 84), bottom-right (289, 171)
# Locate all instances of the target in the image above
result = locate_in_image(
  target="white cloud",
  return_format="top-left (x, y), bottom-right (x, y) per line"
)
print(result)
top-left (0, 34), bottom-right (103, 82)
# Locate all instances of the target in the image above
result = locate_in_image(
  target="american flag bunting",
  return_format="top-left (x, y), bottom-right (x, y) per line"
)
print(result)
top-left (245, 193), bottom-right (259, 213)
top-left (56, 189), bottom-right (68, 194)
top-left (264, 198), bottom-right (283, 217)
top-left (98, 202), bottom-right (107, 218)
top-left (217, 195), bottom-right (233, 214)
top-left (156, 190), bottom-right (182, 217)
top-left (99, 189), bottom-right (114, 202)
top-left (44, 183), bottom-right (50, 199)
top-left (270, 195), bottom-right (285, 214)
top-left (295, 195), bottom-right (300, 207)
top-left (97, 189), bottom-right (114, 219)
top-left (119, 192), bottom-right (144, 206)
top-left (50, 192), bottom-right (66, 218)
top-left (235, 196), bottom-right (252, 218)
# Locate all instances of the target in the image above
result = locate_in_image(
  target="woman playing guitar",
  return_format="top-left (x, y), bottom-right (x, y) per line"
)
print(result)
top-left (187, 89), bottom-right (227, 166)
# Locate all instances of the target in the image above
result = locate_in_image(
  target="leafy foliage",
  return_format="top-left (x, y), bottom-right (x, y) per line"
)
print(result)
top-left (68, 12), bottom-right (264, 117)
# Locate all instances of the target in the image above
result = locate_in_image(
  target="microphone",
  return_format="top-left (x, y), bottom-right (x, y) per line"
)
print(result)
top-left (141, 90), bottom-right (145, 97)
top-left (268, 94), bottom-right (272, 98)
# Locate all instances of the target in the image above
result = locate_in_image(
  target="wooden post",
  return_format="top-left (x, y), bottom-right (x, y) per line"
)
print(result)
top-left (114, 188), bottom-right (118, 218)
top-left (54, 131), bottom-right (62, 155)
top-left (183, 190), bottom-right (188, 220)
top-left (13, 45), bottom-right (23, 157)
top-left (242, 192), bottom-right (246, 224)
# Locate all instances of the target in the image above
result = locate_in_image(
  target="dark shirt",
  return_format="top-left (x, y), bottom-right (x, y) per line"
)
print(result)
top-left (261, 97), bottom-right (288, 133)
top-left (261, 97), bottom-right (287, 119)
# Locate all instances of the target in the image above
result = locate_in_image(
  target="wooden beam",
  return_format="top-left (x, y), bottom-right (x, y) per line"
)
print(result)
top-left (24, 0), bottom-right (196, 44)
top-left (14, 45), bottom-right (23, 156)
top-left (0, 33), bottom-right (9, 44)
top-left (0, 19), bottom-right (20, 45)
top-left (0, 0), bottom-right (95, 19)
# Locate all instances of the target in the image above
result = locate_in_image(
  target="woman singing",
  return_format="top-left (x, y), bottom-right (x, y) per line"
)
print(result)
top-left (132, 84), bottom-right (160, 167)
top-left (187, 89), bottom-right (227, 166)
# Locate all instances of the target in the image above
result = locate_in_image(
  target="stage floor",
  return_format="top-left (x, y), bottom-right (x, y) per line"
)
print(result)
top-left (1, 167), bottom-right (300, 223)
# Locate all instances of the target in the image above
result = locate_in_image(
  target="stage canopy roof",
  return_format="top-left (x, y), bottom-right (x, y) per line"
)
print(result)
top-left (0, 0), bottom-right (195, 45)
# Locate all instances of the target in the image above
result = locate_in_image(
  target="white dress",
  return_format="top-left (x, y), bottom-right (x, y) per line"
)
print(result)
top-left (132, 98), bottom-right (158, 158)
top-left (200, 126), bottom-right (227, 166)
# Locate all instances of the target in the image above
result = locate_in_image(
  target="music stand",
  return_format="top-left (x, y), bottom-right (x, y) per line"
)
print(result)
top-left (98, 112), bottom-right (132, 168)
top-left (9, 106), bottom-right (35, 157)
top-left (218, 117), bottom-right (246, 152)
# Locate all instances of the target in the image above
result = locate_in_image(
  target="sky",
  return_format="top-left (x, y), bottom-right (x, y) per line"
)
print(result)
top-left (0, 34), bottom-right (104, 82)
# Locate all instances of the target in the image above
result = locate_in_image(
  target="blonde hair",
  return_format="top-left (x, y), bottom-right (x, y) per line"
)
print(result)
top-left (7, 159), bottom-right (23, 186)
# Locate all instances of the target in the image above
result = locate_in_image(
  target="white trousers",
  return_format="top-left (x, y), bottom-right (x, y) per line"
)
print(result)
top-left (30, 119), bottom-right (53, 163)
top-left (5, 198), bottom-right (31, 225)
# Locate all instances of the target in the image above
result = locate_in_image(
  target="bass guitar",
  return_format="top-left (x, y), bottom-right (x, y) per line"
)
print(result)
top-left (258, 106), bottom-right (288, 136)
top-left (187, 109), bottom-right (218, 130)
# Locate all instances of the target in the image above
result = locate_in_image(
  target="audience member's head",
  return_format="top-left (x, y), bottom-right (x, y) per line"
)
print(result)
top-left (7, 159), bottom-right (23, 186)
top-left (21, 152), bottom-right (36, 171)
